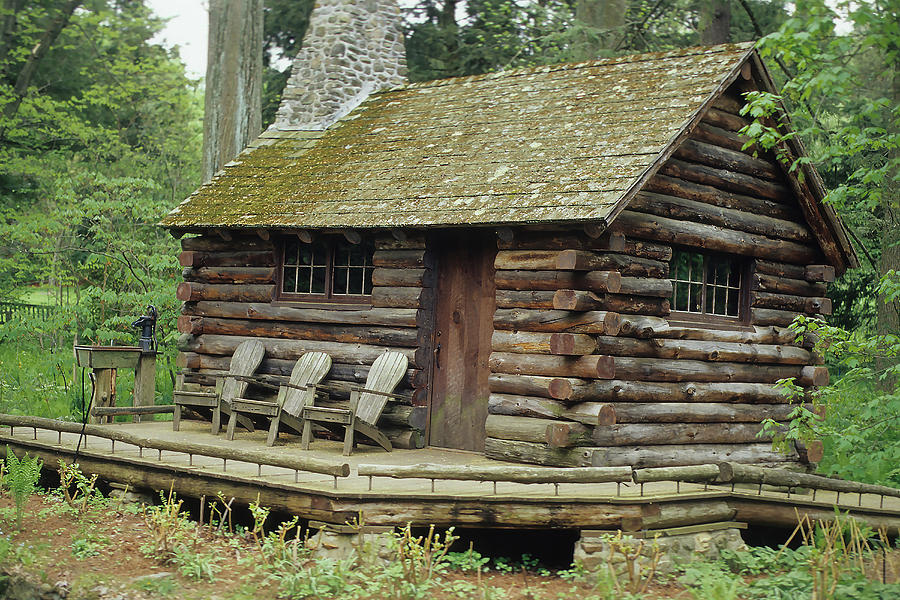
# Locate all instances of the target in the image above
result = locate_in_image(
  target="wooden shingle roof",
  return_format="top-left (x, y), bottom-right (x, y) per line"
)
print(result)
top-left (163, 43), bottom-right (761, 229)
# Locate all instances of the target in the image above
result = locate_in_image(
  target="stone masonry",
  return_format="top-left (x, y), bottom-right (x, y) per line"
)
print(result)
top-left (272, 0), bottom-right (407, 131)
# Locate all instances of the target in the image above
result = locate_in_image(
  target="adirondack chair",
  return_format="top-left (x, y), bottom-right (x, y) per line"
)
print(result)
top-left (301, 351), bottom-right (408, 456)
top-left (225, 351), bottom-right (332, 445)
top-left (173, 339), bottom-right (265, 434)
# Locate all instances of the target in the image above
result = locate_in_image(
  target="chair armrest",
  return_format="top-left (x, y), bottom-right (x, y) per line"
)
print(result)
top-left (229, 374), bottom-right (280, 390)
top-left (349, 385), bottom-right (407, 400)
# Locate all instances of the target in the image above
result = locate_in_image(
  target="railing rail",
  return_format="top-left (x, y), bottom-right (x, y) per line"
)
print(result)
top-left (0, 301), bottom-right (54, 323)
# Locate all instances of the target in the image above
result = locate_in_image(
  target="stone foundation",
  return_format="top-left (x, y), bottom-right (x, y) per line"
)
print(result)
top-left (574, 522), bottom-right (748, 574)
top-left (305, 521), bottom-right (396, 563)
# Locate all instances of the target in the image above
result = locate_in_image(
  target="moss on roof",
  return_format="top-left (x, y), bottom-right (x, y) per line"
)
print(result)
top-left (162, 43), bottom-right (754, 229)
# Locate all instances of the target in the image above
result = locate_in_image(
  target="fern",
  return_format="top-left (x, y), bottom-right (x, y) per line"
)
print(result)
top-left (5, 447), bottom-right (42, 529)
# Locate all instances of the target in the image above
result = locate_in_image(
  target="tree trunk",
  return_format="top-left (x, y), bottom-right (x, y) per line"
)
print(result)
top-left (202, 0), bottom-right (264, 183)
top-left (699, 0), bottom-right (731, 45)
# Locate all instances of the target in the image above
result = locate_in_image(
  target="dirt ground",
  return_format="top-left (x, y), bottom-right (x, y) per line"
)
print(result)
top-left (0, 494), bottom-right (897, 600)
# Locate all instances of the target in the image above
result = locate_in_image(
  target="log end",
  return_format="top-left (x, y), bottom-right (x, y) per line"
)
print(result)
top-left (595, 355), bottom-right (615, 379)
top-left (178, 251), bottom-right (196, 267)
top-left (604, 312), bottom-right (622, 336)
top-left (176, 315), bottom-right (198, 334)
top-left (548, 378), bottom-right (574, 400)
top-left (605, 271), bottom-right (622, 294)
top-left (805, 264), bottom-right (836, 283)
top-left (800, 365), bottom-right (829, 387)
top-left (545, 423), bottom-right (571, 448)
top-left (597, 404), bottom-right (616, 426)
top-left (176, 282), bottom-right (194, 302)
top-left (555, 249), bottom-right (578, 270)
top-left (552, 289), bottom-right (578, 310)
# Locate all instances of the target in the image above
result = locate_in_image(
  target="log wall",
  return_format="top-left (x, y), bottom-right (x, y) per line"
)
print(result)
top-left (176, 232), bottom-right (430, 449)
top-left (483, 82), bottom-right (832, 469)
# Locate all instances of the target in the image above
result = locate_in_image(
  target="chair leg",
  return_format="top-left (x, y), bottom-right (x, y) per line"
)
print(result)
top-left (300, 417), bottom-right (313, 450)
top-left (173, 405), bottom-right (181, 431)
top-left (266, 411), bottom-right (281, 447)
top-left (342, 423), bottom-right (355, 456)
top-left (211, 405), bottom-right (221, 435)
top-left (225, 410), bottom-right (238, 441)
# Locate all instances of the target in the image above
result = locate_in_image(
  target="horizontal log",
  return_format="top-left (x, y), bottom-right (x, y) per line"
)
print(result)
top-left (549, 380), bottom-right (793, 404)
top-left (591, 443), bottom-right (799, 469)
top-left (631, 191), bottom-right (812, 243)
top-left (90, 405), bottom-right (175, 417)
top-left (661, 158), bottom-right (788, 200)
top-left (753, 260), bottom-right (836, 283)
top-left (619, 237), bottom-right (673, 261)
top-left (178, 250), bottom-right (275, 268)
top-left (750, 307), bottom-right (806, 327)
top-left (358, 460), bottom-right (632, 483)
top-left (183, 301), bottom-right (419, 328)
top-left (611, 356), bottom-right (821, 384)
top-left (176, 282), bottom-right (274, 303)
top-left (375, 231), bottom-right (426, 250)
top-left (674, 138), bottom-right (780, 180)
top-left (371, 268), bottom-right (428, 287)
top-left (546, 421), bottom-right (593, 448)
top-left (494, 270), bottom-right (621, 294)
top-left (752, 291), bottom-right (832, 315)
top-left (497, 231), bottom-right (625, 252)
top-left (606, 402), bottom-right (808, 424)
top-left (372, 249), bottom-right (425, 268)
top-left (380, 405), bottom-right (427, 430)
top-left (585, 336), bottom-right (813, 365)
top-left (495, 251), bottom-right (666, 278)
top-left (182, 267), bottom-right (275, 284)
top-left (488, 394), bottom-right (616, 426)
top-left (549, 333), bottom-right (597, 356)
top-left (491, 331), bottom-right (554, 354)
top-left (489, 352), bottom-right (615, 379)
top-left (176, 316), bottom-right (417, 347)
top-left (701, 106), bottom-right (751, 132)
top-left (496, 290), bottom-right (555, 309)
top-left (618, 317), bottom-right (799, 345)
top-left (632, 464), bottom-right (721, 483)
top-left (372, 287), bottom-right (430, 308)
top-left (712, 94), bottom-right (745, 114)
top-left (181, 236), bottom-right (273, 252)
top-left (752, 273), bottom-right (827, 297)
top-left (552, 290), bottom-right (670, 316)
top-left (483, 437), bottom-right (595, 468)
top-left (691, 122), bottom-right (752, 153)
top-left (486, 414), bottom-right (568, 444)
top-left (615, 211), bottom-right (818, 264)
top-left (488, 373), bottom-right (583, 399)
top-left (617, 277), bottom-right (673, 298)
top-left (718, 463), bottom-right (900, 499)
top-left (382, 427), bottom-right (424, 450)
top-left (639, 500), bottom-right (737, 529)
top-left (493, 309), bottom-right (620, 335)
top-left (0, 414), bottom-right (349, 477)
top-left (177, 334), bottom-right (417, 366)
top-left (646, 174), bottom-right (798, 221)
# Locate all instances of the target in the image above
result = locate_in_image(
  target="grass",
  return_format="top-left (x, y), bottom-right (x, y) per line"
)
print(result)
top-left (0, 335), bottom-right (177, 420)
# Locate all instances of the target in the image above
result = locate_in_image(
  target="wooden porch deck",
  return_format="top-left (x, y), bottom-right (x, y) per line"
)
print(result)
top-left (2, 419), bottom-right (898, 534)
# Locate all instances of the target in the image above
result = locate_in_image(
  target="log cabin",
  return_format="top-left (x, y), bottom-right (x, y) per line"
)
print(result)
top-left (161, 0), bottom-right (857, 470)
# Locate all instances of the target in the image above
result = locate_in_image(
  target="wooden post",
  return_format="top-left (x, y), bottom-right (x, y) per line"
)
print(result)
top-left (133, 354), bottom-right (157, 423)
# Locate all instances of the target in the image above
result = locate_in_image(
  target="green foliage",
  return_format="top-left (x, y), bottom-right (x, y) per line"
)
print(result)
top-left (71, 528), bottom-right (108, 559)
top-left (3, 448), bottom-right (42, 529)
top-left (171, 545), bottom-right (221, 582)
top-left (57, 460), bottom-right (104, 513)
top-left (445, 545), bottom-right (490, 572)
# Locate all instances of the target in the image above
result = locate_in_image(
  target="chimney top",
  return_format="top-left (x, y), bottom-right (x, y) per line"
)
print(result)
top-left (272, 0), bottom-right (407, 131)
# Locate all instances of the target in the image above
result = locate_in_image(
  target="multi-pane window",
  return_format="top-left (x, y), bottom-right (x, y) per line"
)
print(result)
top-left (280, 238), bottom-right (374, 302)
top-left (670, 250), bottom-right (743, 318)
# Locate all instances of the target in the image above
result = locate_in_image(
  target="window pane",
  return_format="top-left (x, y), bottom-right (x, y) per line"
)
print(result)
top-left (347, 268), bottom-right (363, 294)
top-left (295, 266), bottom-right (311, 293)
top-left (333, 266), bottom-right (349, 295)
top-left (284, 240), bottom-right (299, 265)
top-left (334, 244), bottom-right (350, 267)
top-left (283, 267), bottom-right (297, 293)
top-left (312, 266), bottom-right (326, 294)
top-left (689, 283), bottom-right (702, 312)
top-left (363, 267), bottom-right (373, 295)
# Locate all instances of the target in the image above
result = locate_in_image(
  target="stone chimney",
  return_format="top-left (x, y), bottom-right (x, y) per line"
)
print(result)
top-left (271, 0), bottom-right (407, 131)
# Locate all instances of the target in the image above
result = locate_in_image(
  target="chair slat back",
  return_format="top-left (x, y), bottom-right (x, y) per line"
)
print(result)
top-left (355, 352), bottom-right (408, 425)
top-left (281, 352), bottom-right (332, 417)
top-left (221, 340), bottom-right (265, 402)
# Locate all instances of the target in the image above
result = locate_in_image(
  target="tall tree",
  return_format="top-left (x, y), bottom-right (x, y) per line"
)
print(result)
top-left (575, 0), bottom-right (626, 53)
top-left (202, 0), bottom-right (263, 183)
top-left (699, 0), bottom-right (731, 44)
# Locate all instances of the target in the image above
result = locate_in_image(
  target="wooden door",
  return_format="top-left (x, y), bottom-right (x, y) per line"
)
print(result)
top-left (428, 230), bottom-right (496, 451)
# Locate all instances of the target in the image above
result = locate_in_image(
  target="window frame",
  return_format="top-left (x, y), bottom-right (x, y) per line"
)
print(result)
top-left (275, 236), bottom-right (375, 306)
top-left (668, 248), bottom-right (752, 328)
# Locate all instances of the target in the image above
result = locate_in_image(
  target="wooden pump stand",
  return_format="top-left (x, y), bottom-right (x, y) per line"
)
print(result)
top-left (74, 346), bottom-right (156, 424)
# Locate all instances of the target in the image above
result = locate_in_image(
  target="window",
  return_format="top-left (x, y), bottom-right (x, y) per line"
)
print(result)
top-left (279, 237), bottom-right (374, 303)
top-left (670, 249), bottom-right (745, 319)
